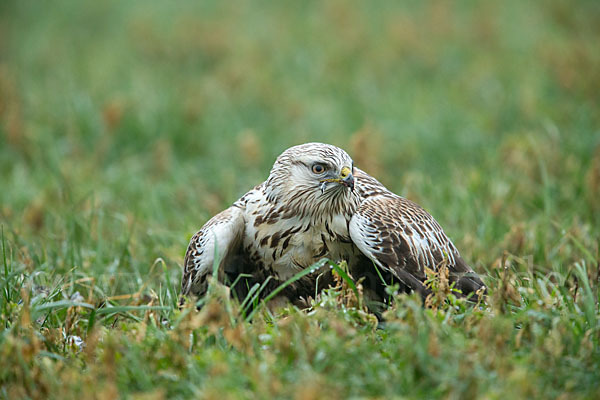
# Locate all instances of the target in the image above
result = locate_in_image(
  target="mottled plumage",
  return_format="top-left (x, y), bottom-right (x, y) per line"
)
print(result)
top-left (181, 143), bottom-right (485, 312)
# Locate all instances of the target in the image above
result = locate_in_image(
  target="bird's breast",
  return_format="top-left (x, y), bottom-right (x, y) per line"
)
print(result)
top-left (244, 211), bottom-right (354, 280)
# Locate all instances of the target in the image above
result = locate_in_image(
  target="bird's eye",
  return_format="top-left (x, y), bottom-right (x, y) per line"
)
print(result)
top-left (312, 164), bottom-right (326, 174)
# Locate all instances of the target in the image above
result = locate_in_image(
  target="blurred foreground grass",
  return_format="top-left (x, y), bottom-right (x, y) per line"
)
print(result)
top-left (1, 0), bottom-right (600, 398)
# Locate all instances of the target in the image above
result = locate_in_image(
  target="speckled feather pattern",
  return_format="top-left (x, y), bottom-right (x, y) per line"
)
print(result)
top-left (181, 143), bottom-right (485, 308)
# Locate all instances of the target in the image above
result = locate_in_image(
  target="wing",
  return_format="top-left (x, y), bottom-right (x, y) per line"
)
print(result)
top-left (181, 205), bottom-right (245, 298)
top-left (349, 170), bottom-right (485, 299)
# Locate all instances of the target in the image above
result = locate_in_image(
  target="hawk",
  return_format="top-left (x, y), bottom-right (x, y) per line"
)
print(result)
top-left (181, 143), bottom-right (485, 312)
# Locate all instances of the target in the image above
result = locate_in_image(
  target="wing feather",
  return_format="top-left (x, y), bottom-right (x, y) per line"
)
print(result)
top-left (350, 170), bottom-right (485, 298)
top-left (181, 206), bottom-right (245, 298)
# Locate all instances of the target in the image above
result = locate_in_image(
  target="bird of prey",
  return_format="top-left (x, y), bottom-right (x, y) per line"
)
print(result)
top-left (181, 143), bottom-right (485, 312)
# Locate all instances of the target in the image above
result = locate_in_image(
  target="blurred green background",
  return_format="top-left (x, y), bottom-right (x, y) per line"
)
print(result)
top-left (2, 0), bottom-right (599, 281)
top-left (1, 1), bottom-right (600, 397)
top-left (2, 0), bottom-right (600, 292)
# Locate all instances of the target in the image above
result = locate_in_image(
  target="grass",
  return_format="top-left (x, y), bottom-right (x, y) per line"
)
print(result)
top-left (1, 0), bottom-right (600, 398)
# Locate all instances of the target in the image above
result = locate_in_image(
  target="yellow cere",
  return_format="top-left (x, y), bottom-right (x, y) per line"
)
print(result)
top-left (340, 167), bottom-right (351, 179)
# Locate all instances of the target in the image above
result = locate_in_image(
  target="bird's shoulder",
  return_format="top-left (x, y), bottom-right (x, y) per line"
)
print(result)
top-left (353, 167), bottom-right (394, 200)
top-left (352, 168), bottom-right (447, 236)
top-left (233, 182), bottom-right (267, 210)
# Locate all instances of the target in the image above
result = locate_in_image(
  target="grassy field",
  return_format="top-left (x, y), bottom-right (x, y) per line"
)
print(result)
top-left (1, 0), bottom-right (600, 398)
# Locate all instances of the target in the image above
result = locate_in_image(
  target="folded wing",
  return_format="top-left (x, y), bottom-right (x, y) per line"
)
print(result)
top-left (181, 206), bottom-right (245, 299)
top-left (349, 185), bottom-right (485, 300)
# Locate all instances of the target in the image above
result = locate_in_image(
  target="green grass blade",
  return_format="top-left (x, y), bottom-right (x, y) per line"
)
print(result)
top-left (95, 305), bottom-right (171, 316)
top-left (328, 260), bottom-right (358, 299)
top-left (32, 300), bottom-right (95, 312)
top-left (245, 259), bottom-right (328, 321)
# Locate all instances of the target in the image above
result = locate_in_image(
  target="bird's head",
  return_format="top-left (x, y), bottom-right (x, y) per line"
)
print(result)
top-left (265, 143), bottom-right (357, 216)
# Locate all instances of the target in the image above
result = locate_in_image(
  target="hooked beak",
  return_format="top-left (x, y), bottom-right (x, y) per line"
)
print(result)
top-left (340, 167), bottom-right (355, 190)
top-left (320, 166), bottom-right (354, 193)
